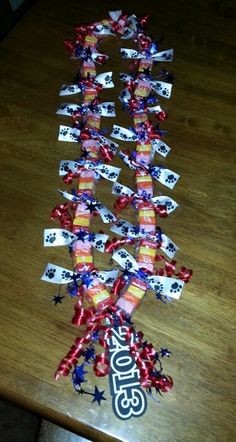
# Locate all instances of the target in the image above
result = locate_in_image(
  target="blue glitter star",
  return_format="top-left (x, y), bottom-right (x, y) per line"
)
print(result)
top-left (160, 348), bottom-right (171, 358)
top-left (91, 386), bottom-right (107, 406)
top-left (52, 294), bottom-right (65, 305)
top-left (72, 364), bottom-right (88, 387)
top-left (83, 345), bottom-right (96, 363)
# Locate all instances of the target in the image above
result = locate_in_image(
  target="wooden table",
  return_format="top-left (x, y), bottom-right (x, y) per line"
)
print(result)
top-left (0, 1), bottom-right (235, 440)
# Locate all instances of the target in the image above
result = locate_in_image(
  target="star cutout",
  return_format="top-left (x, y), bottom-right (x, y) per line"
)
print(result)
top-left (83, 345), bottom-right (96, 363)
top-left (86, 202), bottom-right (97, 213)
top-left (76, 230), bottom-right (88, 242)
top-left (72, 363), bottom-right (88, 387)
top-left (91, 386), bottom-right (107, 406)
top-left (160, 348), bottom-right (171, 358)
top-left (52, 294), bottom-right (65, 305)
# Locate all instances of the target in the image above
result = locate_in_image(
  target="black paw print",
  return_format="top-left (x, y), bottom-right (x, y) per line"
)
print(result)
top-left (104, 213), bottom-right (114, 222)
top-left (46, 232), bottom-right (56, 244)
top-left (162, 88), bottom-right (170, 97)
top-left (66, 106), bottom-right (74, 115)
top-left (165, 174), bottom-right (177, 184)
top-left (121, 50), bottom-right (127, 57)
top-left (62, 270), bottom-right (72, 280)
top-left (46, 268), bottom-right (56, 279)
top-left (60, 128), bottom-right (69, 136)
top-left (152, 168), bottom-right (161, 179)
top-left (166, 243), bottom-right (176, 253)
top-left (170, 282), bottom-right (182, 293)
top-left (153, 282), bottom-right (164, 293)
top-left (113, 127), bottom-right (120, 135)
top-left (125, 261), bottom-right (133, 271)
top-left (165, 200), bottom-right (175, 211)
top-left (119, 73), bottom-right (126, 81)
top-left (106, 104), bottom-right (115, 114)
top-left (100, 166), bottom-right (108, 175)
top-left (62, 231), bottom-right (70, 239)
top-left (121, 226), bottom-right (129, 235)
top-left (155, 82), bottom-right (162, 91)
top-left (108, 172), bottom-right (117, 180)
top-left (114, 185), bottom-right (122, 194)
top-left (95, 240), bottom-right (103, 250)
top-left (118, 250), bottom-right (128, 259)
top-left (109, 142), bottom-right (116, 153)
top-left (70, 133), bottom-right (78, 141)
top-left (159, 144), bottom-right (168, 154)
top-left (60, 162), bottom-right (70, 173)
top-left (163, 52), bottom-right (172, 61)
top-left (106, 277), bottom-right (114, 285)
top-left (68, 86), bottom-right (75, 93)
top-left (104, 75), bottom-right (112, 85)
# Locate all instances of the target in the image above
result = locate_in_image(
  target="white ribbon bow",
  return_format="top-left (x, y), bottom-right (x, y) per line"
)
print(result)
top-left (41, 263), bottom-right (118, 286)
top-left (110, 219), bottom-right (178, 259)
top-left (43, 229), bottom-right (109, 253)
top-left (112, 249), bottom-right (184, 300)
top-left (59, 72), bottom-right (114, 96)
top-left (112, 181), bottom-right (178, 215)
top-left (59, 160), bottom-right (120, 182)
top-left (56, 101), bottom-right (116, 118)
top-left (58, 189), bottom-right (117, 224)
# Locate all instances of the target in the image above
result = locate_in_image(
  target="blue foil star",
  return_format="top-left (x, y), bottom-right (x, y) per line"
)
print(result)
top-left (83, 345), bottom-right (96, 363)
top-left (72, 364), bottom-right (88, 386)
top-left (160, 348), bottom-right (171, 358)
top-left (52, 294), bottom-right (65, 305)
top-left (91, 386), bottom-right (107, 406)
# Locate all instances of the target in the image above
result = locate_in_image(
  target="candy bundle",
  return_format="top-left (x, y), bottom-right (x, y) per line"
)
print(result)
top-left (42, 11), bottom-right (192, 419)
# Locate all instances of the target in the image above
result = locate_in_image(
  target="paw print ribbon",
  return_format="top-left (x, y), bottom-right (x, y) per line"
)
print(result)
top-left (43, 229), bottom-right (109, 253)
top-left (112, 181), bottom-right (178, 214)
top-left (119, 72), bottom-right (172, 99)
top-left (110, 219), bottom-right (179, 259)
top-left (112, 249), bottom-right (185, 300)
top-left (59, 72), bottom-right (114, 96)
top-left (120, 47), bottom-right (173, 62)
top-left (59, 160), bottom-right (121, 182)
top-left (58, 190), bottom-right (117, 223)
top-left (56, 101), bottom-right (116, 118)
top-left (41, 263), bottom-right (118, 287)
top-left (118, 151), bottom-right (180, 190)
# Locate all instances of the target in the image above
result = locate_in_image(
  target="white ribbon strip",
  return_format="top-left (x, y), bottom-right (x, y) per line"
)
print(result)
top-left (59, 160), bottom-right (121, 182)
top-left (96, 135), bottom-right (119, 155)
top-left (111, 125), bottom-right (137, 142)
top-left (110, 219), bottom-right (178, 259)
top-left (150, 80), bottom-right (172, 99)
top-left (97, 269), bottom-right (119, 285)
top-left (112, 182), bottom-right (178, 214)
top-left (58, 125), bottom-right (80, 142)
top-left (112, 249), bottom-right (184, 300)
top-left (41, 263), bottom-right (118, 286)
top-left (151, 139), bottom-right (171, 157)
top-left (43, 229), bottom-right (109, 253)
top-left (120, 48), bottom-right (173, 62)
top-left (56, 102), bottom-right (116, 118)
top-left (59, 72), bottom-right (114, 96)
top-left (112, 249), bottom-right (140, 272)
top-left (147, 275), bottom-right (184, 300)
top-left (41, 263), bottom-right (74, 284)
top-left (150, 166), bottom-right (180, 189)
top-left (58, 189), bottom-right (117, 224)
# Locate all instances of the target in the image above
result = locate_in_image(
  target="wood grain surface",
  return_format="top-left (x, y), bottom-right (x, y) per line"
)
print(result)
top-left (0, 0), bottom-right (235, 441)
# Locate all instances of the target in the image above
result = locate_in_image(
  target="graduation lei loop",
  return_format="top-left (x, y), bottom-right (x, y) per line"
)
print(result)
top-left (41, 10), bottom-right (192, 419)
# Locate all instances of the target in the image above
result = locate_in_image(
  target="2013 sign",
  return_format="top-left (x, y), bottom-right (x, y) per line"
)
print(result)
top-left (107, 325), bottom-right (147, 420)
